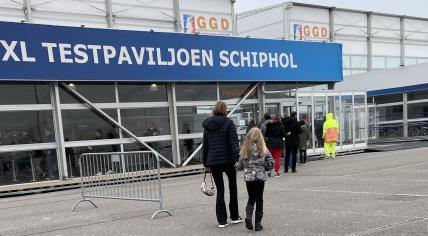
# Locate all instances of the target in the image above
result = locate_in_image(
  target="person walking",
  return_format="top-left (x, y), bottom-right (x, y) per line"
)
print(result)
top-left (283, 112), bottom-right (301, 173)
top-left (236, 127), bottom-right (274, 232)
top-left (202, 101), bottom-right (243, 228)
top-left (298, 120), bottom-right (310, 165)
top-left (323, 113), bottom-right (339, 159)
top-left (264, 115), bottom-right (285, 177)
top-left (259, 113), bottom-right (271, 136)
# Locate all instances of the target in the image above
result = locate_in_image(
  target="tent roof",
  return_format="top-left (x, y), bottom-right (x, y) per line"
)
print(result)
top-left (335, 63), bottom-right (428, 96)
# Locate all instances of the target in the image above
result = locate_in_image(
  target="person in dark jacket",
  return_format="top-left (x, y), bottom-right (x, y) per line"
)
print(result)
top-left (202, 101), bottom-right (243, 228)
top-left (265, 115), bottom-right (285, 177)
top-left (298, 120), bottom-right (310, 165)
top-left (283, 112), bottom-right (301, 173)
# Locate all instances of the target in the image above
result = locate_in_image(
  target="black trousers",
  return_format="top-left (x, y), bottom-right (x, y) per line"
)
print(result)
top-left (246, 181), bottom-right (265, 213)
top-left (211, 164), bottom-right (239, 224)
top-left (285, 145), bottom-right (298, 172)
top-left (299, 149), bottom-right (307, 164)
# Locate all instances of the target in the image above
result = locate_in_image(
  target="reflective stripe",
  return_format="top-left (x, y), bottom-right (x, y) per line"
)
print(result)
top-left (324, 127), bottom-right (338, 143)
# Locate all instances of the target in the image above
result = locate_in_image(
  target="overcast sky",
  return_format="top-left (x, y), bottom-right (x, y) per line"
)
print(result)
top-left (235, 0), bottom-right (428, 18)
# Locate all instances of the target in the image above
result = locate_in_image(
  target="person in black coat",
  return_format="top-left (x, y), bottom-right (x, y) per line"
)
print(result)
top-left (202, 101), bottom-right (243, 227)
top-left (265, 115), bottom-right (285, 176)
top-left (283, 112), bottom-right (302, 173)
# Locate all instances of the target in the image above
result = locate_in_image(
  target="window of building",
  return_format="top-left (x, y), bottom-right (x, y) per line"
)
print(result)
top-left (124, 141), bottom-right (173, 167)
top-left (0, 149), bottom-right (58, 185)
top-left (375, 94), bottom-right (403, 104)
top-left (407, 90), bottom-right (428, 101)
top-left (62, 109), bottom-right (119, 141)
top-left (351, 55), bottom-right (367, 69)
top-left (219, 83), bottom-right (257, 101)
top-left (408, 102), bottom-right (428, 119)
top-left (59, 82), bottom-right (116, 103)
top-left (177, 106), bottom-right (213, 134)
top-left (372, 56), bottom-right (386, 69)
top-left (0, 111), bottom-right (55, 145)
top-left (342, 55), bottom-right (351, 68)
top-left (120, 108), bottom-right (170, 137)
top-left (386, 57), bottom-right (401, 68)
top-left (405, 58), bottom-right (417, 66)
top-left (0, 82), bottom-right (51, 105)
top-left (175, 83), bottom-right (217, 101)
top-left (264, 83), bottom-right (296, 99)
top-left (377, 105), bottom-right (403, 122)
top-left (118, 83), bottom-right (167, 102)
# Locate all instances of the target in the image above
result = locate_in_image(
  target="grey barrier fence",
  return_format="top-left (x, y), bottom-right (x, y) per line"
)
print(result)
top-left (71, 151), bottom-right (172, 219)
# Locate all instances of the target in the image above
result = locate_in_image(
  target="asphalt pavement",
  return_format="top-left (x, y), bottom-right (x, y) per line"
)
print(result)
top-left (1, 147), bottom-right (428, 236)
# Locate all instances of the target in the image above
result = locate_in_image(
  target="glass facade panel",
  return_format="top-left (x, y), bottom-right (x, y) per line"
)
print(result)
top-left (342, 55), bottom-right (351, 68)
top-left (405, 58), bottom-right (417, 66)
top-left (372, 56), bottom-right (386, 69)
top-left (407, 90), bottom-right (428, 101)
top-left (298, 95), bottom-right (313, 149)
top-left (314, 96), bottom-right (327, 148)
top-left (0, 82), bottom-right (51, 105)
top-left (0, 149), bottom-right (58, 185)
top-left (175, 83), bottom-right (217, 101)
top-left (62, 109), bottom-right (119, 141)
top-left (417, 58), bottom-right (428, 64)
top-left (265, 83), bottom-right (296, 99)
top-left (354, 95), bottom-right (366, 143)
top-left (375, 94), bottom-right (403, 104)
top-left (179, 138), bottom-right (202, 164)
top-left (118, 83), bottom-right (167, 102)
top-left (377, 105), bottom-right (403, 121)
top-left (408, 102), bottom-right (428, 119)
top-left (341, 96), bottom-right (353, 145)
top-left (228, 104), bottom-right (259, 134)
top-left (64, 144), bottom-right (120, 178)
top-left (124, 141), bottom-right (172, 167)
top-left (0, 111), bottom-right (55, 145)
top-left (386, 57), bottom-right (401, 68)
top-left (351, 55), bottom-right (367, 68)
top-left (408, 122), bottom-right (428, 137)
top-left (219, 83), bottom-right (257, 100)
top-left (178, 106), bottom-right (213, 134)
top-left (377, 123), bottom-right (403, 138)
top-left (120, 108), bottom-right (170, 137)
top-left (59, 82), bottom-right (116, 103)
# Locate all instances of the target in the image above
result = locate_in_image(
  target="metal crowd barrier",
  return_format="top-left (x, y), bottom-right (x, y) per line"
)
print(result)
top-left (71, 151), bottom-right (172, 219)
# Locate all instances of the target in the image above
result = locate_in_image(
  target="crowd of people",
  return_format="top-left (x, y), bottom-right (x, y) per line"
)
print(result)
top-left (202, 101), bottom-right (339, 231)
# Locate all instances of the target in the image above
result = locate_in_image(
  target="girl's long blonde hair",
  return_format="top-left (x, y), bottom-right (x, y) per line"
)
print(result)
top-left (240, 127), bottom-right (268, 159)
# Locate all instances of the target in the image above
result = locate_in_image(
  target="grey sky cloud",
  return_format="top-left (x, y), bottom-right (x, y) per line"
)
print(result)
top-left (235, 0), bottom-right (428, 18)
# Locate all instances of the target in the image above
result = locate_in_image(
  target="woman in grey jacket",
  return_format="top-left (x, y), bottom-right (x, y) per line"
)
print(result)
top-left (237, 128), bottom-right (274, 231)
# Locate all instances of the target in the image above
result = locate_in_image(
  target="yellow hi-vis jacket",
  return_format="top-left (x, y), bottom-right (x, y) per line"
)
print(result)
top-left (322, 113), bottom-right (339, 143)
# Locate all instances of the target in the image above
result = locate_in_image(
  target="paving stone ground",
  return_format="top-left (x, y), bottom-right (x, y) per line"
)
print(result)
top-left (1, 147), bottom-right (428, 236)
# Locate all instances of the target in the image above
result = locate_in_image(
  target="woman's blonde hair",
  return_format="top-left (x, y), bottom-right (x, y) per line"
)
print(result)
top-left (212, 101), bottom-right (227, 116)
top-left (240, 127), bottom-right (268, 159)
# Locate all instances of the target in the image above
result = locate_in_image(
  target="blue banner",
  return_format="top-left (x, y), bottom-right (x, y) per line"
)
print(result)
top-left (0, 21), bottom-right (343, 82)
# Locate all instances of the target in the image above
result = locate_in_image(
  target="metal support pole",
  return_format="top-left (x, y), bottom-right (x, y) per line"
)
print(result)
top-left (173, 0), bottom-right (181, 32)
top-left (403, 93), bottom-right (408, 137)
top-left (364, 93), bottom-right (368, 146)
top-left (105, 0), bottom-right (114, 28)
top-left (59, 82), bottom-right (176, 168)
top-left (367, 12), bottom-right (373, 72)
top-left (51, 82), bottom-right (68, 179)
top-left (329, 7), bottom-right (335, 42)
top-left (257, 83), bottom-right (265, 122)
top-left (400, 16), bottom-right (405, 66)
top-left (352, 93), bottom-right (356, 148)
top-left (181, 83), bottom-right (259, 167)
top-left (231, 0), bottom-right (237, 36)
top-left (24, 0), bottom-right (32, 23)
top-left (168, 83), bottom-right (181, 165)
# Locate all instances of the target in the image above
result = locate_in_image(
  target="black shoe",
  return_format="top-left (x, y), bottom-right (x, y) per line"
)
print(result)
top-left (245, 218), bottom-right (253, 230)
top-left (284, 169), bottom-right (288, 173)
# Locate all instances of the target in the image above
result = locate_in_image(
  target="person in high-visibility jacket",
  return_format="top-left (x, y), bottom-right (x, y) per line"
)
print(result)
top-left (322, 113), bottom-right (339, 158)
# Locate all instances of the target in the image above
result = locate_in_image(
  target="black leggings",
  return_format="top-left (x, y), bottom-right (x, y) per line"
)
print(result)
top-left (246, 181), bottom-right (265, 213)
top-left (299, 149), bottom-right (307, 164)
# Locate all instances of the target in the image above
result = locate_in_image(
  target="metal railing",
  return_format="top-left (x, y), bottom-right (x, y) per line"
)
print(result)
top-left (71, 151), bottom-right (172, 220)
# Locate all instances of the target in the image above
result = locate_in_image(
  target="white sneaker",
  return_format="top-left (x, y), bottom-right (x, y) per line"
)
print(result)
top-left (231, 217), bottom-right (244, 224)
top-left (219, 223), bottom-right (228, 228)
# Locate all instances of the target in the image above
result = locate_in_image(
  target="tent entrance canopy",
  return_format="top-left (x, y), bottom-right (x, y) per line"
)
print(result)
top-left (0, 21), bottom-right (342, 83)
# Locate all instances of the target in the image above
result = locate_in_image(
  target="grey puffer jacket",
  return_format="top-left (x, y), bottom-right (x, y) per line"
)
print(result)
top-left (236, 144), bottom-right (274, 182)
